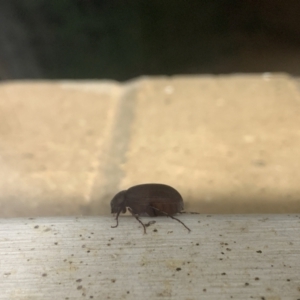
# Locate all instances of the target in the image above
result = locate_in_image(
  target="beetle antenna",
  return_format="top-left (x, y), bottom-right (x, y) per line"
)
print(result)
top-left (150, 206), bottom-right (191, 232)
top-left (128, 207), bottom-right (147, 234)
top-left (111, 207), bottom-right (123, 229)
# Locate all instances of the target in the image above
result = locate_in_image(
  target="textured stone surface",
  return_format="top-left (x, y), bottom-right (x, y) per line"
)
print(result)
top-left (0, 75), bottom-right (300, 217)
top-left (0, 81), bottom-right (121, 216)
top-left (120, 74), bottom-right (300, 213)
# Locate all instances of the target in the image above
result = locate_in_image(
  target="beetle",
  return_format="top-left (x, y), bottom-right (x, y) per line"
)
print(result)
top-left (110, 183), bottom-right (191, 233)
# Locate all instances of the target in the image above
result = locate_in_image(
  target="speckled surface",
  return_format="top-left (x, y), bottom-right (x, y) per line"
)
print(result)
top-left (0, 215), bottom-right (300, 299)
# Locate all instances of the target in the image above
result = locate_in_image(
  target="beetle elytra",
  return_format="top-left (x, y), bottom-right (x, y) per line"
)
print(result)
top-left (110, 183), bottom-right (191, 233)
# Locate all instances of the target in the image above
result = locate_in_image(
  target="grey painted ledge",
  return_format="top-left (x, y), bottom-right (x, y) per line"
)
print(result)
top-left (1, 215), bottom-right (300, 300)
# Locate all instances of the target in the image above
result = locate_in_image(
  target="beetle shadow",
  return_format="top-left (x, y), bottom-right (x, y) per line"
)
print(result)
top-left (184, 192), bottom-right (300, 214)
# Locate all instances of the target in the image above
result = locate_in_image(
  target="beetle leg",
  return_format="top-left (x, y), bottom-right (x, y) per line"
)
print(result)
top-left (145, 220), bottom-right (156, 227)
top-left (149, 206), bottom-right (191, 232)
top-left (127, 207), bottom-right (147, 234)
top-left (111, 207), bottom-right (123, 228)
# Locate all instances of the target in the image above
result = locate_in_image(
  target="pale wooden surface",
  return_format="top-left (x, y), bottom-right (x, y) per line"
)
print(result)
top-left (1, 215), bottom-right (300, 299)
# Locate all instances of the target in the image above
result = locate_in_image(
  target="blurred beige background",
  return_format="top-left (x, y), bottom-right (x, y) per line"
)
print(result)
top-left (0, 74), bottom-right (300, 217)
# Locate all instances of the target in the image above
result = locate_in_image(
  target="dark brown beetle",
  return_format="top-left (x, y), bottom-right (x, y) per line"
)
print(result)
top-left (111, 183), bottom-right (191, 233)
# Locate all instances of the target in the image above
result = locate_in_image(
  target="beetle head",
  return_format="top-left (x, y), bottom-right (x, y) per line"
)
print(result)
top-left (110, 190), bottom-right (127, 214)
